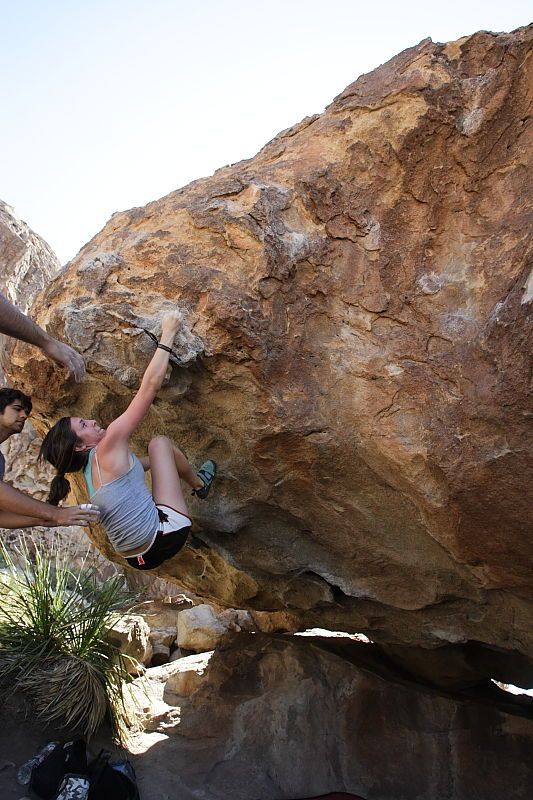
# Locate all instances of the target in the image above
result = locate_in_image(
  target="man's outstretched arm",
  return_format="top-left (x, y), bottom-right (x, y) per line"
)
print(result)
top-left (0, 511), bottom-right (63, 529)
top-left (0, 481), bottom-right (98, 527)
top-left (0, 293), bottom-right (85, 382)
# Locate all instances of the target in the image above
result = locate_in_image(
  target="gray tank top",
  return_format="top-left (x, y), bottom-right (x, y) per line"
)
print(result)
top-left (83, 448), bottom-right (159, 555)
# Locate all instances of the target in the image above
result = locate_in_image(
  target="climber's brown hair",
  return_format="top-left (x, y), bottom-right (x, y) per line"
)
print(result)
top-left (39, 417), bottom-right (89, 505)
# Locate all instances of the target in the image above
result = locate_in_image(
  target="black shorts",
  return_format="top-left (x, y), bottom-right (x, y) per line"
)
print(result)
top-left (126, 507), bottom-right (191, 571)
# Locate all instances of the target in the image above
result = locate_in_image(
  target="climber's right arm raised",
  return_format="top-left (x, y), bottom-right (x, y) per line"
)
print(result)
top-left (98, 310), bottom-right (182, 457)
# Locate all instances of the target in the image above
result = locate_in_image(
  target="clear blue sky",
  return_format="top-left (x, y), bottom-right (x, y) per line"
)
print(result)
top-left (1, 0), bottom-right (530, 263)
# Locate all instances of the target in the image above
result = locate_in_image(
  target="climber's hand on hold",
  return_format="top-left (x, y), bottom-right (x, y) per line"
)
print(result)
top-left (160, 310), bottom-right (183, 342)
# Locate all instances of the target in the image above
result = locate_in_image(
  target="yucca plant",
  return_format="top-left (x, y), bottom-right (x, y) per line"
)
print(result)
top-left (0, 537), bottom-right (137, 740)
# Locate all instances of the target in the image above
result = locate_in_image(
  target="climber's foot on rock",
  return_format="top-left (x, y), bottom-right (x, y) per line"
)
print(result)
top-left (192, 460), bottom-right (217, 499)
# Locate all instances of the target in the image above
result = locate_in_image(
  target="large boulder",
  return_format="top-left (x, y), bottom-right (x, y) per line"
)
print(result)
top-left (129, 633), bottom-right (533, 800)
top-left (3, 27), bottom-right (533, 686)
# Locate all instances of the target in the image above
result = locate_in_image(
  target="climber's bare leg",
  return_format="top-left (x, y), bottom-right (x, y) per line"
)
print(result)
top-left (148, 436), bottom-right (202, 515)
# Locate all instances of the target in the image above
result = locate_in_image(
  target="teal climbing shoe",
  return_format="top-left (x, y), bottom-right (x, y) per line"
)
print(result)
top-left (193, 460), bottom-right (217, 499)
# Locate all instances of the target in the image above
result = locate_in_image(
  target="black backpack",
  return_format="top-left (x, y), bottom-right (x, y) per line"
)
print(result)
top-left (88, 750), bottom-right (140, 800)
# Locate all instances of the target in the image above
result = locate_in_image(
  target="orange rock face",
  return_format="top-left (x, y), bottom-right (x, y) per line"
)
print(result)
top-left (4, 28), bottom-right (533, 682)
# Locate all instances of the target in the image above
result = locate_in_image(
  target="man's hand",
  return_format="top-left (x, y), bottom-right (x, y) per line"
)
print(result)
top-left (0, 293), bottom-right (86, 382)
top-left (41, 337), bottom-right (86, 383)
top-left (52, 504), bottom-right (100, 527)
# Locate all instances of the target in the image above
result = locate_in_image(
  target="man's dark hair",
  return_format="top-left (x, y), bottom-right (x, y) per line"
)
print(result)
top-left (0, 387), bottom-right (32, 415)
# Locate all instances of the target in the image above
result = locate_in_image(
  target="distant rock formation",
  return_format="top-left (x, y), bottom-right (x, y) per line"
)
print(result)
top-left (0, 200), bottom-right (60, 313)
top-left (3, 26), bottom-right (533, 692)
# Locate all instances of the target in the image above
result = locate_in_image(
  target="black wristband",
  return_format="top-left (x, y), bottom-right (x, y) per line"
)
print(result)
top-left (157, 343), bottom-right (173, 354)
